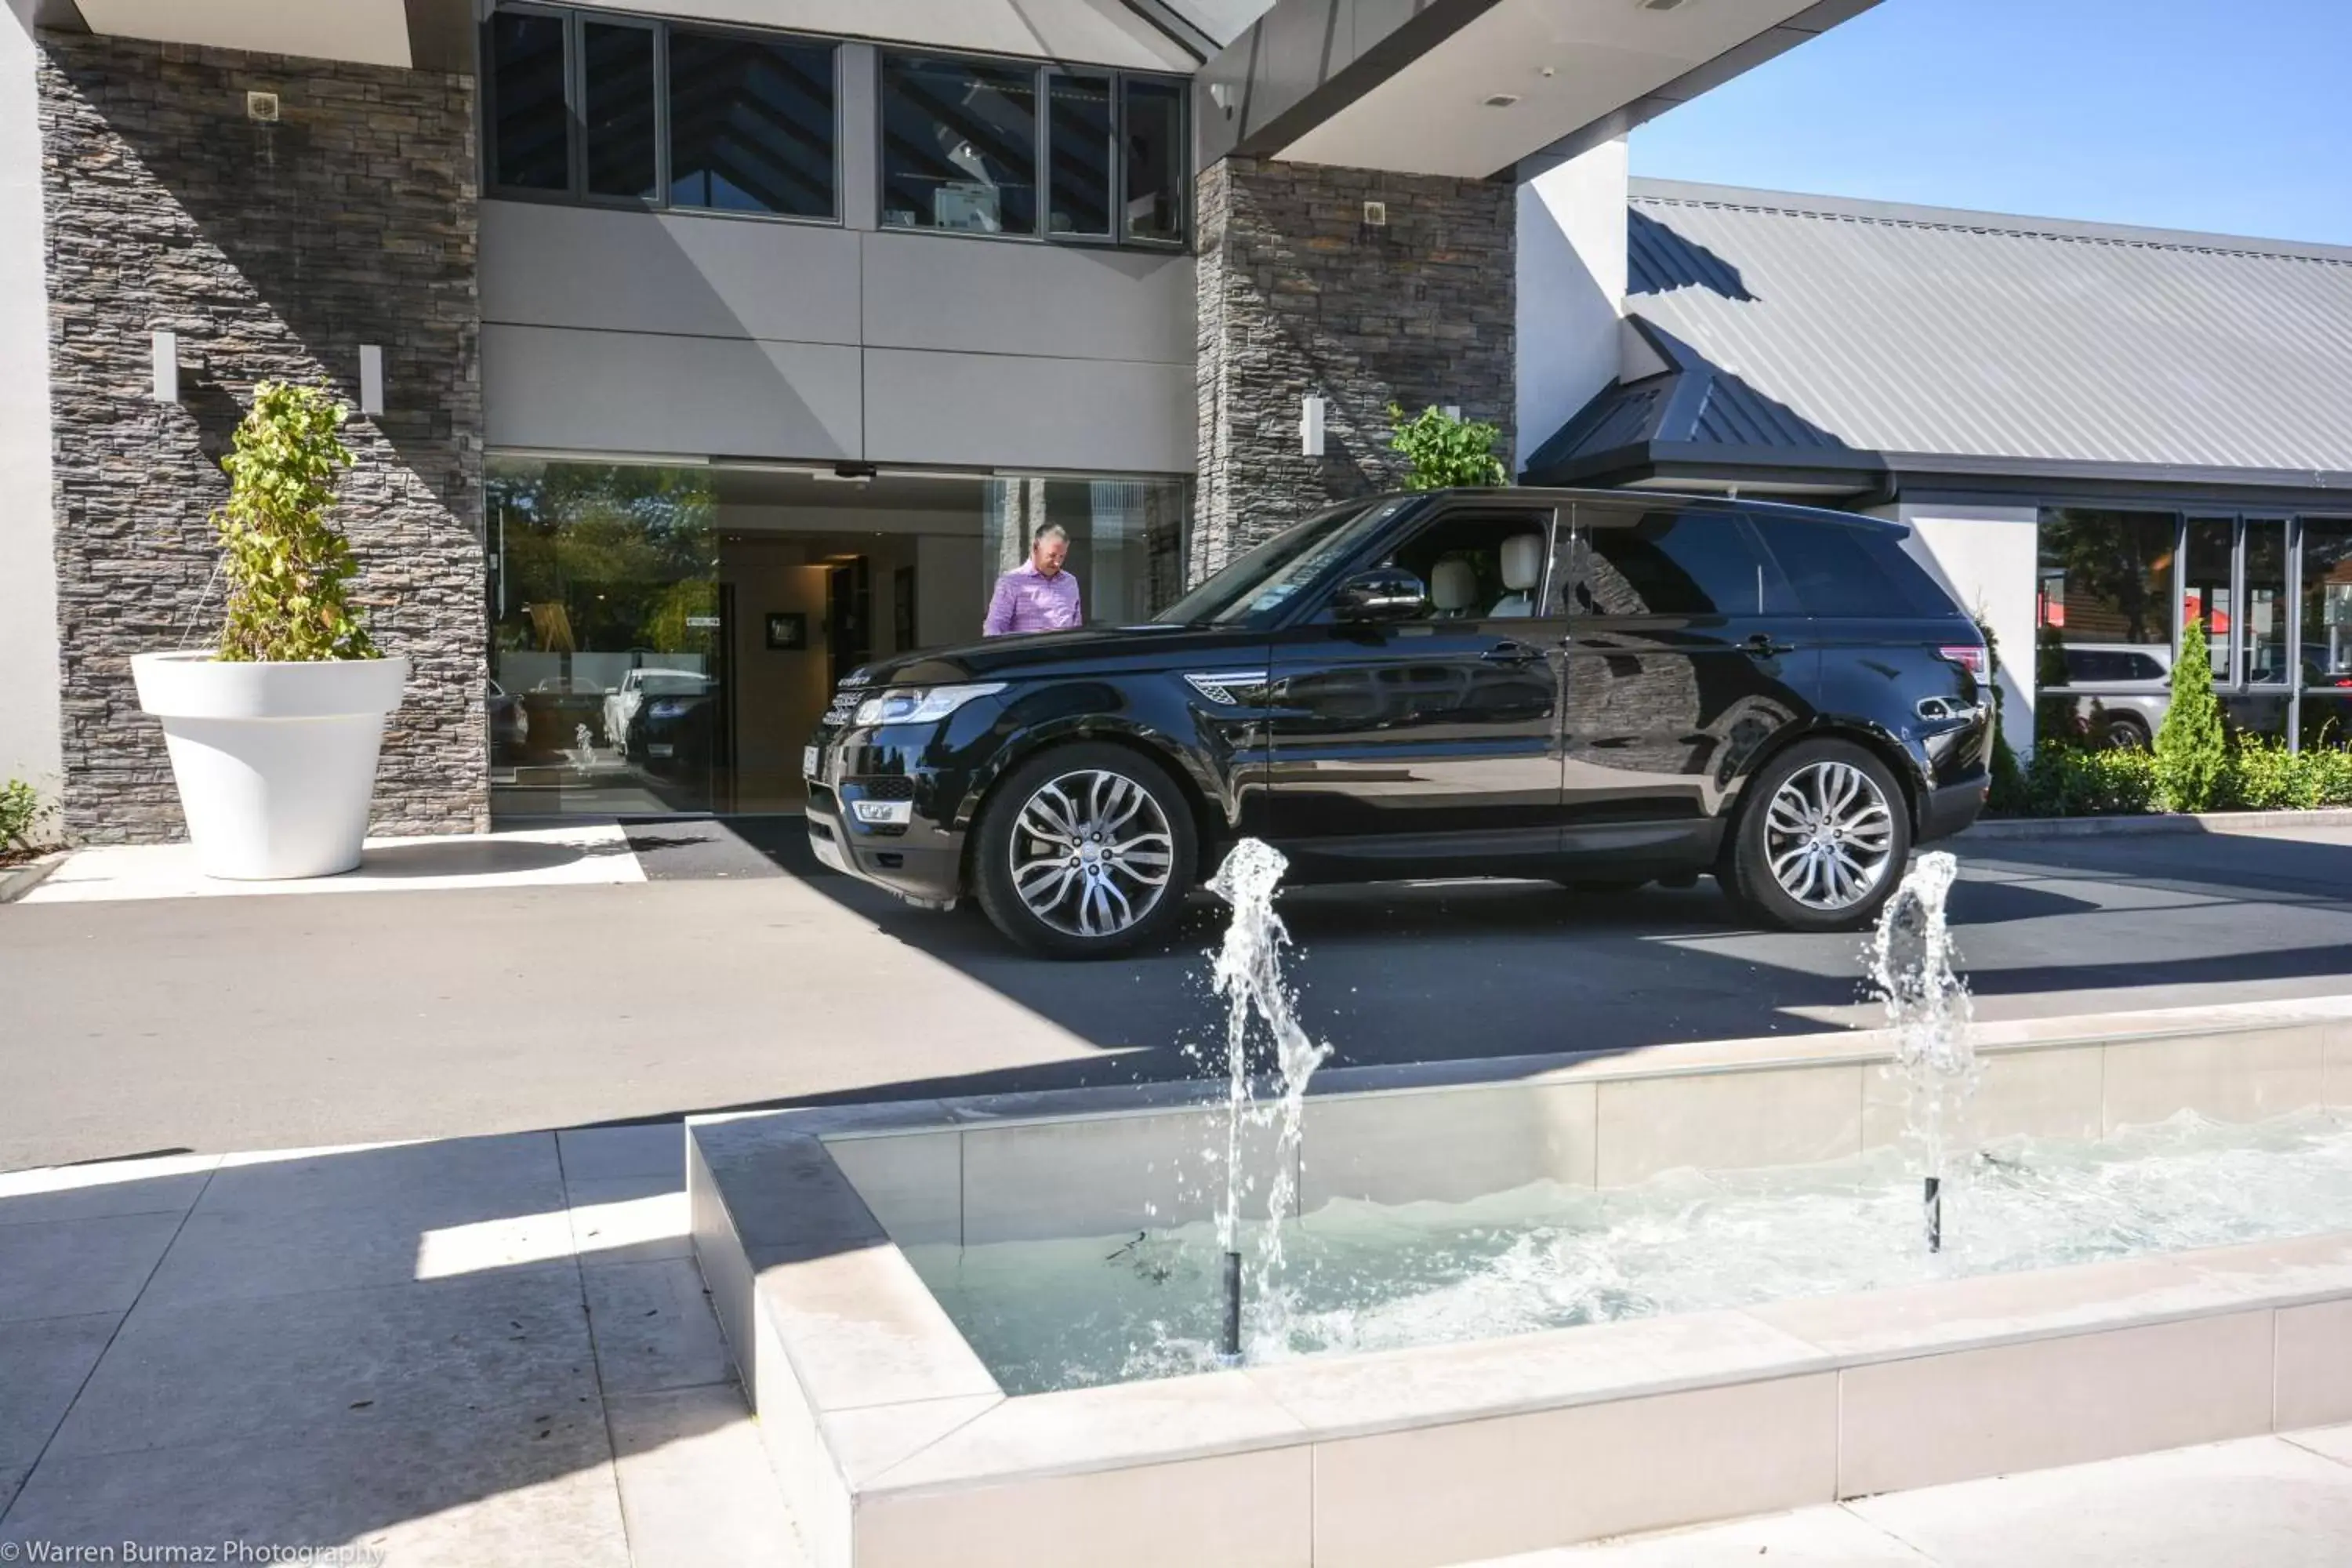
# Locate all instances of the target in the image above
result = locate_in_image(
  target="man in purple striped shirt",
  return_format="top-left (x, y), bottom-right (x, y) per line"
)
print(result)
top-left (982, 524), bottom-right (1083, 636)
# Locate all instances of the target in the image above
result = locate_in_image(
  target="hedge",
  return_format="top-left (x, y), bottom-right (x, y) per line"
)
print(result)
top-left (1990, 738), bottom-right (2352, 818)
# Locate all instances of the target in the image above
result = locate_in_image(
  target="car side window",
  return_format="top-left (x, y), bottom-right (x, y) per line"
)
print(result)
top-left (1378, 513), bottom-right (1554, 621)
top-left (1567, 508), bottom-right (1769, 619)
top-left (1748, 514), bottom-right (1953, 619)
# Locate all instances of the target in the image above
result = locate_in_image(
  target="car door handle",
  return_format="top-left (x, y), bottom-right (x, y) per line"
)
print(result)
top-left (1481, 641), bottom-right (1544, 665)
top-left (1744, 633), bottom-right (1797, 658)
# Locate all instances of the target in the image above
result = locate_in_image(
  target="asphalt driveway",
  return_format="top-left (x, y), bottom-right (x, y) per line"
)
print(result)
top-left (5, 818), bottom-right (2352, 1169)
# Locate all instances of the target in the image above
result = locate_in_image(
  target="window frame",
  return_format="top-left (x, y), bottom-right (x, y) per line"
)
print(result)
top-left (482, 2), bottom-right (845, 228)
top-left (874, 45), bottom-right (1189, 253)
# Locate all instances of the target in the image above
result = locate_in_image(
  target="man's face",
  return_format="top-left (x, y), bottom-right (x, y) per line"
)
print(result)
top-left (1033, 535), bottom-right (1069, 575)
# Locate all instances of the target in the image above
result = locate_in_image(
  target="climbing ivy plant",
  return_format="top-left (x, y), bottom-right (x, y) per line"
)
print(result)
top-left (212, 381), bottom-right (378, 662)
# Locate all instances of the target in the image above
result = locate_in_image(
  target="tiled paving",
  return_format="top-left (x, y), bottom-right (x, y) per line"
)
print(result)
top-left (5, 1131), bottom-right (2351, 1566)
top-left (0, 1127), bottom-right (800, 1566)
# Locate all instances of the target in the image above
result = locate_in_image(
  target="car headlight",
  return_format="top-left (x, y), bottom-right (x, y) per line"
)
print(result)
top-left (851, 683), bottom-right (1006, 727)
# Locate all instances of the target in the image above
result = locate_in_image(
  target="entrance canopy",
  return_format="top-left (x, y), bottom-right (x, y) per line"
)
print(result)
top-left (1196, 0), bottom-right (1877, 178)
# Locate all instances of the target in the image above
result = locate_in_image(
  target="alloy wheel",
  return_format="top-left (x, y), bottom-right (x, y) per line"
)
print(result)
top-left (1763, 760), bottom-right (1897, 912)
top-left (1008, 769), bottom-right (1176, 938)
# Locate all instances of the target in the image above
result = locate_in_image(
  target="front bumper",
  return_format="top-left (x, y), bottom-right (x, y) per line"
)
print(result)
top-left (803, 732), bottom-right (966, 906)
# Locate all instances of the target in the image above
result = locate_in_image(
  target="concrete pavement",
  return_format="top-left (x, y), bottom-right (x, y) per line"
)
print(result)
top-left (7, 818), bottom-right (2352, 1170)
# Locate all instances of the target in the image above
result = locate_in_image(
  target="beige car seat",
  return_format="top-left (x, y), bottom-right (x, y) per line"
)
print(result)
top-left (1488, 534), bottom-right (1544, 617)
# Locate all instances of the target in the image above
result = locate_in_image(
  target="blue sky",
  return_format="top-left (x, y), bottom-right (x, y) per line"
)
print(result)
top-left (1628, 0), bottom-right (2352, 245)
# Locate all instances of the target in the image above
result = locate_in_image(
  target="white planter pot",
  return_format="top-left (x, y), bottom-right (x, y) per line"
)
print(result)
top-left (131, 651), bottom-right (408, 880)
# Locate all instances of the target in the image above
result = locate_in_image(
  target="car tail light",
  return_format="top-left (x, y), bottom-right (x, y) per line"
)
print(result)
top-left (1937, 644), bottom-right (1988, 676)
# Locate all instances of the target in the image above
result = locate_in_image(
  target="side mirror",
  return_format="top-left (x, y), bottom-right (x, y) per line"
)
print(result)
top-left (1331, 567), bottom-right (1428, 623)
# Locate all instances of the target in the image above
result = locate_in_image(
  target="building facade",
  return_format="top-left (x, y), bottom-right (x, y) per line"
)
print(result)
top-left (8, 0), bottom-right (1879, 838)
top-left (1525, 180), bottom-right (2352, 757)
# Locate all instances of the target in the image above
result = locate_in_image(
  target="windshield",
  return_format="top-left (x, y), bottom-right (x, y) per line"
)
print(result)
top-left (1154, 499), bottom-right (1408, 626)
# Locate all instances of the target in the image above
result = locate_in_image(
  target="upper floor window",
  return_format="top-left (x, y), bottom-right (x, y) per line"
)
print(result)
top-left (880, 50), bottom-right (1186, 248)
top-left (670, 29), bottom-right (837, 217)
top-left (881, 54), bottom-right (1039, 235)
top-left (486, 5), bottom-right (840, 221)
top-left (484, 9), bottom-right (1180, 247)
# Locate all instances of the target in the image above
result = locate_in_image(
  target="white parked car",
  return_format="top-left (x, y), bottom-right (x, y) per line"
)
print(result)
top-left (604, 669), bottom-right (713, 752)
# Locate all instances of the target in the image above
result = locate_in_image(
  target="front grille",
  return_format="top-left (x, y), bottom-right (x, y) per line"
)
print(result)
top-left (853, 775), bottom-right (916, 801)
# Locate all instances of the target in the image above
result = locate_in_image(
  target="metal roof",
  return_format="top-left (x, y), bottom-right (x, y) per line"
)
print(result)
top-left (1534, 179), bottom-right (2352, 490)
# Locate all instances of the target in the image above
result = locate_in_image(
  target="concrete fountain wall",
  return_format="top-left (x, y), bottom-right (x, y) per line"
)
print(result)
top-left (688, 996), bottom-right (2352, 1568)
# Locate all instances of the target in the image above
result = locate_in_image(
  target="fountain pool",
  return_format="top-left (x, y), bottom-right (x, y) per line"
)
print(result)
top-left (688, 847), bottom-right (2352, 1568)
top-left (690, 996), bottom-right (2352, 1568)
top-left (909, 1106), bottom-right (2352, 1396)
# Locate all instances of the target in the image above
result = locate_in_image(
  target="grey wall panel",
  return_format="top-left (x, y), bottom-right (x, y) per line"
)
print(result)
top-left (860, 231), bottom-right (1196, 364)
top-left (481, 201), bottom-right (862, 346)
top-left (864, 349), bottom-right (1194, 473)
top-left (485, 324), bottom-right (862, 459)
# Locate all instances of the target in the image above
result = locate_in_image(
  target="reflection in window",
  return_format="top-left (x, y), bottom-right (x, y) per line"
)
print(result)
top-left (2245, 520), bottom-right (2287, 685)
top-left (1047, 74), bottom-right (1113, 237)
top-left (881, 54), bottom-right (1037, 234)
top-left (489, 11), bottom-right (568, 192)
top-left (2300, 520), bottom-right (2352, 746)
top-left (582, 22), bottom-right (657, 200)
top-left (1577, 511), bottom-right (1764, 617)
top-left (1748, 514), bottom-right (1948, 619)
top-left (670, 30), bottom-right (837, 216)
top-left (487, 461), bottom-right (721, 813)
top-left (2183, 517), bottom-right (2233, 679)
top-left (2036, 510), bottom-right (2178, 653)
top-left (1122, 79), bottom-right (1185, 243)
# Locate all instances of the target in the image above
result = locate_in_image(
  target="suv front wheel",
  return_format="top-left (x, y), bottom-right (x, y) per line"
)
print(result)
top-left (1722, 739), bottom-right (1911, 932)
top-left (971, 742), bottom-right (1199, 957)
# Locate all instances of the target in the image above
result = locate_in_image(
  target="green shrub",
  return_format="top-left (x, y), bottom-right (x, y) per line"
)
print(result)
top-left (2154, 619), bottom-right (2227, 811)
top-left (2008, 745), bottom-right (2161, 817)
top-left (1386, 404), bottom-right (1508, 490)
top-left (213, 381), bottom-right (377, 663)
top-left (0, 778), bottom-right (41, 850)
top-left (2225, 737), bottom-right (2352, 811)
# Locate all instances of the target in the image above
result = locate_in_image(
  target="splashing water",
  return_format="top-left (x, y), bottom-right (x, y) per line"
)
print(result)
top-left (567, 723), bottom-right (597, 770)
top-left (1205, 839), bottom-right (1331, 1335)
top-left (1866, 851), bottom-right (1976, 1236)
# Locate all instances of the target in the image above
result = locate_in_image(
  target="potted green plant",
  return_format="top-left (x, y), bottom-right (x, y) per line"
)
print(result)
top-left (132, 381), bottom-right (406, 879)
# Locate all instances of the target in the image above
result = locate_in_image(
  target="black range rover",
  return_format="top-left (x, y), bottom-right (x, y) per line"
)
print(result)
top-left (804, 488), bottom-right (1991, 956)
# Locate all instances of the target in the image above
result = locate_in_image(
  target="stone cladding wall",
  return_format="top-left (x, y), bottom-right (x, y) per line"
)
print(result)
top-left (38, 32), bottom-right (483, 840)
top-left (1194, 155), bottom-right (1515, 576)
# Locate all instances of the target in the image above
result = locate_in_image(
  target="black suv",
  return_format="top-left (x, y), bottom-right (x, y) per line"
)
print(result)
top-left (803, 489), bottom-right (1991, 956)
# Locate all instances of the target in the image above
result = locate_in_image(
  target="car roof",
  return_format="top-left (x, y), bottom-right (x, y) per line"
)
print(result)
top-left (1389, 487), bottom-right (1906, 535)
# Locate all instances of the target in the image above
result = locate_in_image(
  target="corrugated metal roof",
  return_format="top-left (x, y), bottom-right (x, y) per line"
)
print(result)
top-left (1615, 179), bottom-right (2352, 477)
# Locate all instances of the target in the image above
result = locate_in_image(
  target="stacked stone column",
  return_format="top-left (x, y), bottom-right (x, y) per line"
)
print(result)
top-left (1193, 154), bottom-right (1515, 578)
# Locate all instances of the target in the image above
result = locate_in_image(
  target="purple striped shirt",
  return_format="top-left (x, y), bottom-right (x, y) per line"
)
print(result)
top-left (983, 561), bottom-right (1083, 636)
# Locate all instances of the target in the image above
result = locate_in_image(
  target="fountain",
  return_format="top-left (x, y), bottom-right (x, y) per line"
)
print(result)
top-left (1865, 851), bottom-right (1976, 1251)
top-left (1204, 838), bottom-right (1330, 1362)
top-left (564, 721), bottom-right (597, 770)
top-left (684, 844), bottom-right (2352, 1567)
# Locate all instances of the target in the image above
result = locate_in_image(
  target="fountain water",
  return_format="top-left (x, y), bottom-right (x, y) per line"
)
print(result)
top-left (1203, 837), bottom-right (1330, 1360)
top-left (1865, 850), bottom-right (1976, 1250)
top-left (566, 722), bottom-right (597, 770)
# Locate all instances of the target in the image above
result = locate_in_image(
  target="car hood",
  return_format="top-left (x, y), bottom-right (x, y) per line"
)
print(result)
top-left (844, 624), bottom-right (1272, 688)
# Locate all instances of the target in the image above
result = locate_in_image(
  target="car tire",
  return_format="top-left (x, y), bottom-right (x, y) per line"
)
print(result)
top-left (2101, 717), bottom-right (2151, 751)
top-left (971, 742), bottom-right (1199, 958)
top-left (1722, 738), bottom-right (1913, 933)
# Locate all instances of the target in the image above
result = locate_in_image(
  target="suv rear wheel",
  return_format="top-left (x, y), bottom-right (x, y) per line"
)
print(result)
top-left (1722, 739), bottom-right (1911, 932)
top-left (971, 742), bottom-right (1198, 957)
